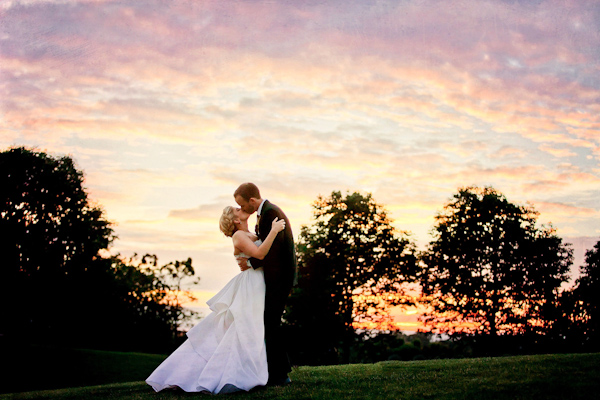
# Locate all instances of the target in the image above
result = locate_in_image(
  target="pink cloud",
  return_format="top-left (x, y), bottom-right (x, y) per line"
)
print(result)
top-left (2, 0), bottom-right (599, 258)
top-left (539, 145), bottom-right (577, 158)
top-left (536, 201), bottom-right (598, 217)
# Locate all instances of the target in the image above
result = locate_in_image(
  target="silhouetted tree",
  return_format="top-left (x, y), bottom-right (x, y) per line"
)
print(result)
top-left (352, 331), bottom-right (407, 363)
top-left (559, 240), bottom-right (600, 351)
top-left (0, 147), bottom-right (198, 352)
top-left (419, 186), bottom-right (572, 341)
top-left (94, 254), bottom-right (199, 352)
top-left (285, 191), bottom-right (418, 364)
top-left (0, 147), bottom-right (114, 339)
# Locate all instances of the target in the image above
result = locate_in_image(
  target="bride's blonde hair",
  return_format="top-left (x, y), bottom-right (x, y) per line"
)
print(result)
top-left (219, 206), bottom-right (237, 237)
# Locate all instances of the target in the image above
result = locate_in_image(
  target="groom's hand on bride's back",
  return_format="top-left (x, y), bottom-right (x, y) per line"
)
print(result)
top-left (237, 256), bottom-right (251, 271)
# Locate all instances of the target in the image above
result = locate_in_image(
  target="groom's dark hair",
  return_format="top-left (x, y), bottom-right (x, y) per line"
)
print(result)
top-left (234, 182), bottom-right (261, 201)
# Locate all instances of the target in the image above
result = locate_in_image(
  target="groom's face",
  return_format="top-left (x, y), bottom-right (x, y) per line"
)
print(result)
top-left (235, 195), bottom-right (257, 214)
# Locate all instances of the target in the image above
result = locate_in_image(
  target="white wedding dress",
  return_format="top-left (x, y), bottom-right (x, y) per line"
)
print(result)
top-left (146, 246), bottom-right (268, 394)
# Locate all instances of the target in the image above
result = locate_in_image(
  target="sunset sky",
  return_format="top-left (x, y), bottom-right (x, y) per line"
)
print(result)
top-left (2, 0), bottom-right (599, 332)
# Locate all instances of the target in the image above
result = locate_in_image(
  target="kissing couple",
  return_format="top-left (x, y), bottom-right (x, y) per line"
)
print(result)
top-left (146, 182), bottom-right (297, 394)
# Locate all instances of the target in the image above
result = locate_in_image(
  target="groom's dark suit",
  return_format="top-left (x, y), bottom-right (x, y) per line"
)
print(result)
top-left (249, 200), bottom-right (297, 384)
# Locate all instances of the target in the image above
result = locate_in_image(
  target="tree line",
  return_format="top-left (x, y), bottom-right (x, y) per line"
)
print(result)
top-left (1, 147), bottom-right (598, 362)
top-left (285, 187), bottom-right (599, 364)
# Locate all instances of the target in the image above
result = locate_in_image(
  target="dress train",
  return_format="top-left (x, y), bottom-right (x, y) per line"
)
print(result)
top-left (146, 265), bottom-right (267, 394)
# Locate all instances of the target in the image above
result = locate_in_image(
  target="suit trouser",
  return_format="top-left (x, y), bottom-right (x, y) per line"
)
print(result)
top-left (264, 285), bottom-right (292, 382)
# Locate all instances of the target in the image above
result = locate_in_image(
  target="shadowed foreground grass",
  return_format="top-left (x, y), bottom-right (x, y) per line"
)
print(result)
top-left (0, 345), bottom-right (168, 394)
top-left (1, 353), bottom-right (599, 400)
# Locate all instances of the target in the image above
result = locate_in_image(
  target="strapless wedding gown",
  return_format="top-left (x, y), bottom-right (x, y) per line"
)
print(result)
top-left (146, 247), bottom-right (267, 394)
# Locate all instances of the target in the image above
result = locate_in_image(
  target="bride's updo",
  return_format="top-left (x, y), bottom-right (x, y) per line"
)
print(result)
top-left (219, 206), bottom-right (237, 237)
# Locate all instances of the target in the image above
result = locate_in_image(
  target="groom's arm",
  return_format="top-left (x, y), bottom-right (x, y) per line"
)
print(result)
top-left (237, 252), bottom-right (265, 271)
top-left (247, 255), bottom-right (265, 269)
top-left (237, 257), bottom-right (252, 271)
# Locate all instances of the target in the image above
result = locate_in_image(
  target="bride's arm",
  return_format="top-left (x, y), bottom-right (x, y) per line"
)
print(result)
top-left (232, 218), bottom-right (285, 260)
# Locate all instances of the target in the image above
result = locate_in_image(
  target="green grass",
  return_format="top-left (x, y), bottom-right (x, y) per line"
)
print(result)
top-left (1, 352), bottom-right (599, 400)
top-left (0, 345), bottom-right (167, 394)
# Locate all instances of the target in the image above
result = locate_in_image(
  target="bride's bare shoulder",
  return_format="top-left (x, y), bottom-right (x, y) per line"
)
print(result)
top-left (232, 230), bottom-right (254, 240)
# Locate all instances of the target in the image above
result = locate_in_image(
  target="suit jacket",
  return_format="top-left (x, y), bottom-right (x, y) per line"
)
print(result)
top-left (250, 200), bottom-right (297, 290)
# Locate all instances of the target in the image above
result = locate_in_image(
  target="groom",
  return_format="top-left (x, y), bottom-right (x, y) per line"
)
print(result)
top-left (234, 182), bottom-right (297, 386)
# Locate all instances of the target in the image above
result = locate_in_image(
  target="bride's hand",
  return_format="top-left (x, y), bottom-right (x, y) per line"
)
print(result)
top-left (271, 217), bottom-right (286, 233)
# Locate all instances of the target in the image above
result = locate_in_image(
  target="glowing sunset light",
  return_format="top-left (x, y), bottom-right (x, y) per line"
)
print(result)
top-left (352, 320), bottom-right (422, 332)
top-left (1, 0), bottom-right (599, 333)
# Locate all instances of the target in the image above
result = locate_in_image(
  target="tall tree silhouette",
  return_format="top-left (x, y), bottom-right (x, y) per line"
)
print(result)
top-left (560, 240), bottom-right (600, 351)
top-left (0, 147), bottom-right (198, 351)
top-left (0, 147), bottom-right (114, 339)
top-left (419, 186), bottom-right (573, 339)
top-left (285, 191), bottom-right (418, 364)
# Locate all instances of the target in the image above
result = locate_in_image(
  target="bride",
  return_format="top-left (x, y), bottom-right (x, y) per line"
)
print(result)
top-left (146, 206), bottom-right (286, 394)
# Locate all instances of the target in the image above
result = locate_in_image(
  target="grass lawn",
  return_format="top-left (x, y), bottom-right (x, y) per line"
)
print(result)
top-left (1, 352), bottom-right (598, 400)
top-left (0, 344), bottom-right (167, 394)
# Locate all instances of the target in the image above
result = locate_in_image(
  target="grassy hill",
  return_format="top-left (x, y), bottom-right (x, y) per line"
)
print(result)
top-left (0, 345), bottom-right (168, 395)
top-left (1, 350), bottom-right (599, 400)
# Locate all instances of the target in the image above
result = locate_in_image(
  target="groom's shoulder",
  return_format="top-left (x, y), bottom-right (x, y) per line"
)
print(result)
top-left (262, 199), bottom-right (276, 212)
top-left (270, 204), bottom-right (290, 222)
top-left (264, 200), bottom-right (284, 213)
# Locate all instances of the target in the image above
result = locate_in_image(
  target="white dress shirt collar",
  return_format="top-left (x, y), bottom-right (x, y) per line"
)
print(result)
top-left (257, 199), bottom-right (267, 216)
